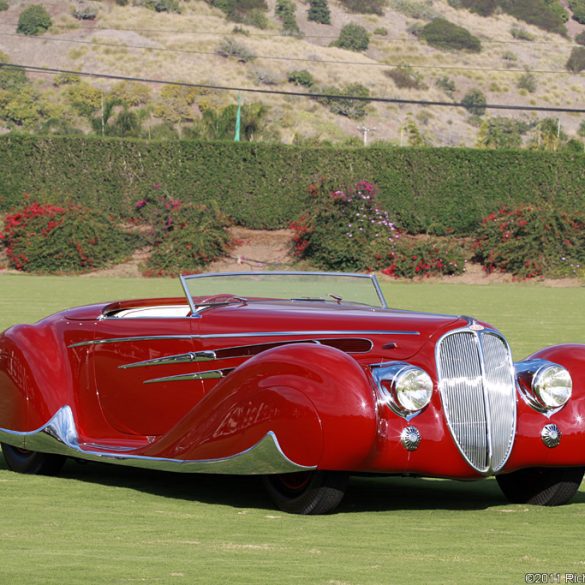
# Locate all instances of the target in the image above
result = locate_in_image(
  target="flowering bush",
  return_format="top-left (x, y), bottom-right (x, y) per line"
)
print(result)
top-left (290, 180), bottom-right (399, 272)
top-left (378, 237), bottom-right (466, 278)
top-left (136, 191), bottom-right (231, 276)
top-left (1, 201), bottom-right (139, 272)
top-left (473, 206), bottom-right (585, 278)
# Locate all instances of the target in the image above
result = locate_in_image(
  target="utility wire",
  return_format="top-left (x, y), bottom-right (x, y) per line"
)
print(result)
top-left (0, 32), bottom-right (581, 75)
top-left (2, 62), bottom-right (584, 113)
top-left (1, 20), bottom-right (582, 48)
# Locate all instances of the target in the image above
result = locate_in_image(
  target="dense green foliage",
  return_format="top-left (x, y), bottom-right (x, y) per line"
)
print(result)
top-left (290, 180), bottom-right (399, 271)
top-left (138, 197), bottom-right (231, 276)
top-left (569, 0), bottom-right (585, 23)
top-left (0, 202), bottom-right (138, 273)
top-left (1, 136), bottom-right (584, 235)
top-left (576, 30), bottom-right (585, 45)
top-left (16, 5), bottom-right (52, 36)
top-left (207, 0), bottom-right (268, 25)
top-left (0, 0), bottom-right (9, 11)
top-left (331, 23), bottom-right (370, 52)
top-left (307, 0), bottom-right (331, 24)
top-left (449, 0), bottom-right (567, 34)
top-left (476, 118), bottom-right (528, 149)
top-left (473, 207), bottom-right (585, 278)
top-left (419, 18), bottom-right (482, 52)
top-left (338, 0), bottom-right (385, 15)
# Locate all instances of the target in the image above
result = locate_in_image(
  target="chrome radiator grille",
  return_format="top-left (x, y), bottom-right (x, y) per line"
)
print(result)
top-left (436, 330), bottom-right (516, 474)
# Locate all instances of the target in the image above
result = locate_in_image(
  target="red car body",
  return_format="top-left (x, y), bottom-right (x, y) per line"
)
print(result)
top-left (1, 272), bottom-right (584, 513)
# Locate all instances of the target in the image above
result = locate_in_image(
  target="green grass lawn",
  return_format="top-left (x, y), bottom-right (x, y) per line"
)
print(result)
top-left (1, 274), bottom-right (585, 584)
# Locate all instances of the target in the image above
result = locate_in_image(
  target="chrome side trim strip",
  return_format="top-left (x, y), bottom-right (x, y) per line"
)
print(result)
top-left (120, 351), bottom-right (217, 369)
top-left (0, 407), bottom-right (315, 475)
top-left (119, 338), bottom-right (373, 370)
top-left (144, 368), bottom-right (234, 385)
top-left (69, 330), bottom-right (420, 348)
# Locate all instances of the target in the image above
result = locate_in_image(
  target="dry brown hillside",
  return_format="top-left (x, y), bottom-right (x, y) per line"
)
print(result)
top-left (0, 0), bottom-right (583, 145)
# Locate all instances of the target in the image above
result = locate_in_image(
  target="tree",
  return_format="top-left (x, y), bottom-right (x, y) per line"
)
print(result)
top-left (308, 0), bottom-right (331, 24)
top-left (17, 5), bottom-right (52, 36)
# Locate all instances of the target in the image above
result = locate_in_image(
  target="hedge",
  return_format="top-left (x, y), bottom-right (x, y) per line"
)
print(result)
top-left (0, 135), bottom-right (584, 234)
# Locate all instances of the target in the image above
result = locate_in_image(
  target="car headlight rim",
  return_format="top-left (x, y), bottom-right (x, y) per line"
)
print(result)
top-left (392, 366), bottom-right (434, 413)
top-left (533, 364), bottom-right (572, 410)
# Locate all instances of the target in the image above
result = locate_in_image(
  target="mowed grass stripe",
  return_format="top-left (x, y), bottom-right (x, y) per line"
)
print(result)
top-left (0, 274), bottom-right (584, 584)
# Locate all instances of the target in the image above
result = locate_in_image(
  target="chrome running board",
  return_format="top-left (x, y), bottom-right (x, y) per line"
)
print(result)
top-left (0, 407), bottom-right (315, 475)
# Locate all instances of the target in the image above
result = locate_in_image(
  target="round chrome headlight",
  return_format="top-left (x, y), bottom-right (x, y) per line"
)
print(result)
top-left (392, 367), bottom-right (433, 412)
top-left (533, 365), bottom-right (572, 409)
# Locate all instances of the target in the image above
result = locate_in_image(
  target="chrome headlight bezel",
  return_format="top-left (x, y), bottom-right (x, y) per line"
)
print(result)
top-left (371, 362), bottom-right (434, 418)
top-left (515, 359), bottom-right (572, 413)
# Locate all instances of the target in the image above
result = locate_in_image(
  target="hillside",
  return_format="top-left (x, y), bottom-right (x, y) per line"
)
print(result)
top-left (0, 0), bottom-right (584, 146)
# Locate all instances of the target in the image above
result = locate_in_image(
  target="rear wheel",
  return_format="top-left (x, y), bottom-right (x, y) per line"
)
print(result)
top-left (496, 466), bottom-right (584, 506)
top-left (263, 471), bottom-right (348, 515)
top-left (1, 443), bottom-right (65, 475)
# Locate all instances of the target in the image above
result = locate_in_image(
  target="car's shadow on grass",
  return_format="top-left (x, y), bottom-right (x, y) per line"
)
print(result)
top-left (4, 454), bottom-right (584, 513)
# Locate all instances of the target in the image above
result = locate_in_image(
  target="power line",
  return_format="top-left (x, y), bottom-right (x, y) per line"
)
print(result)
top-left (2, 62), bottom-right (584, 113)
top-left (1, 20), bottom-right (582, 48)
top-left (0, 32), bottom-right (582, 75)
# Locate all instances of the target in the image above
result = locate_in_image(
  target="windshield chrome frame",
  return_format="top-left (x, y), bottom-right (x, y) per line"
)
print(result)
top-left (179, 271), bottom-right (388, 316)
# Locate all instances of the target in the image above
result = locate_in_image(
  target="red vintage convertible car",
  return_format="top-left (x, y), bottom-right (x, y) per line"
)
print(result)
top-left (1, 272), bottom-right (584, 514)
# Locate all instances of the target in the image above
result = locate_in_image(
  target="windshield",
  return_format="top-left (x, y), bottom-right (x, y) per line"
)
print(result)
top-left (180, 272), bottom-right (387, 312)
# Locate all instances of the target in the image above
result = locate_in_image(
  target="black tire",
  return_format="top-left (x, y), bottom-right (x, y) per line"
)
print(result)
top-left (1, 443), bottom-right (66, 475)
top-left (496, 466), bottom-right (584, 506)
top-left (263, 471), bottom-right (348, 515)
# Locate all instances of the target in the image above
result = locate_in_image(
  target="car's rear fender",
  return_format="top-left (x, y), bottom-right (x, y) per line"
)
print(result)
top-left (147, 344), bottom-right (378, 470)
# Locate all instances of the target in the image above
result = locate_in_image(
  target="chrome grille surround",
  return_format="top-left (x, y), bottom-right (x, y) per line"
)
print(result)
top-left (436, 328), bottom-right (516, 474)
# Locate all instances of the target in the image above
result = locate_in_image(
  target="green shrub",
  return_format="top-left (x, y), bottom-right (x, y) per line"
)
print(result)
top-left (316, 83), bottom-right (371, 119)
top-left (499, 0), bottom-right (566, 35)
top-left (216, 38), bottom-right (256, 62)
top-left (449, 0), bottom-right (497, 15)
top-left (385, 65), bottom-right (427, 89)
top-left (435, 76), bottom-right (456, 97)
top-left (0, 201), bottom-right (139, 273)
top-left (510, 25), bottom-right (535, 40)
top-left (476, 117), bottom-right (526, 149)
top-left (287, 69), bottom-right (315, 87)
top-left (390, 0), bottom-right (437, 19)
top-left (0, 0), bottom-right (9, 11)
top-left (208, 0), bottom-right (267, 24)
top-left (576, 31), bottom-right (585, 45)
top-left (374, 27), bottom-right (388, 36)
top-left (17, 5), bottom-right (52, 36)
top-left (72, 2), bottom-right (98, 19)
top-left (569, 0), bottom-right (585, 23)
top-left (338, 0), bottom-right (385, 15)
top-left (419, 18), bottom-right (481, 52)
top-left (0, 52), bottom-right (28, 91)
top-left (578, 120), bottom-right (585, 138)
top-left (378, 237), bottom-right (466, 278)
top-left (138, 195), bottom-right (231, 276)
top-left (462, 89), bottom-right (487, 116)
top-left (290, 179), bottom-right (399, 272)
top-left (332, 23), bottom-right (370, 52)
top-left (517, 71), bottom-right (536, 93)
top-left (275, 0), bottom-right (300, 35)
top-left (307, 0), bottom-right (331, 24)
top-left (566, 47), bottom-right (585, 72)
top-left (473, 206), bottom-right (585, 278)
